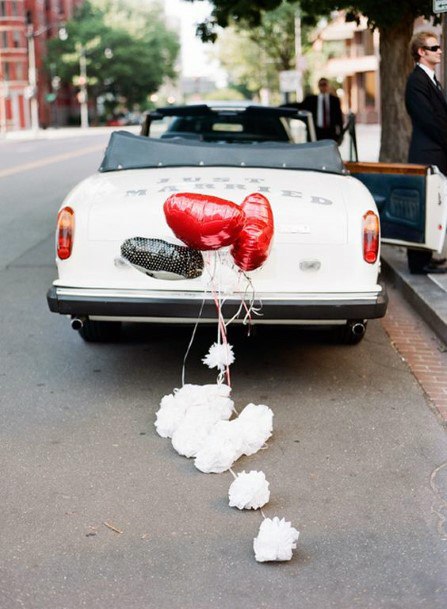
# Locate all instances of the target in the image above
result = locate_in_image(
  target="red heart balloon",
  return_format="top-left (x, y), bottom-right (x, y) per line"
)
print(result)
top-left (231, 193), bottom-right (274, 272)
top-left (164, 193), bottom-right (246, 251)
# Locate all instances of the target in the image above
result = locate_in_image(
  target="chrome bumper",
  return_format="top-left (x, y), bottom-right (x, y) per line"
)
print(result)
top-left (47, 285), bottom-right (388, 322)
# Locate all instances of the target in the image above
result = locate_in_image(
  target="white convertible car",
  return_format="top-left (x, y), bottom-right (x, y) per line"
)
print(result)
top-left (47, 105), bottom-right (447, 344)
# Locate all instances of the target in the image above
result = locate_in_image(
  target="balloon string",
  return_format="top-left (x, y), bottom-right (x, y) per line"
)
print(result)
top-left (210, 284), bottom-right (231, 386)
top-left (228, 467), bottom-right (237, 480)
top-left (225, 362), bottom-right (231, 386)
top-left (209, 251), bottom-right (232, 387)
top-left (260, 508), bottom-right (267, 520)
top-left (241, 272), bottom-right (264, 326)
top-left (212, 291), bottom-right (227, 345)
top-left (223, 271), bottom-right (261, 335)
top-left (181, 293), bottom-right (206, 387)
top-left (204, 252), bottom-right (265, 386)
top-left (182, 251), bottom-right (241, 389)
top-left (224, 280), bottom-right (248, 328)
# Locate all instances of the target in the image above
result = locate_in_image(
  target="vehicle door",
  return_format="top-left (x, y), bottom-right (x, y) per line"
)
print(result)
top-left (346, 161), bottom-right (447, 253)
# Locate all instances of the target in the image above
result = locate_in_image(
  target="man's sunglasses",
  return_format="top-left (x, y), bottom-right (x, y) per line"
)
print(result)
top-left (423, 45), bottom-right (441, 52)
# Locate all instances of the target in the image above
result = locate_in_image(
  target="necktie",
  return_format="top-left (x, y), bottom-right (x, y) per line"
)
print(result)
top-left (434, 75), bottom-right (442, 91)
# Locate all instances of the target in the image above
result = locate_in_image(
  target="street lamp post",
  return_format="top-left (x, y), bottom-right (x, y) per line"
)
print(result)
top-left (294, 8), bottom-right (304, 103)
top-left (0, 43), bottom-right (8, 133)
top-left (26, 23), bottom-right (66, 132)
top-left (73, 41), bottom-right (111, 129)
top-left (26, 25), bottom-right (39, 132)
top-left (0, 80), bottom-right (8, 134)
top-left (78, 46), bottom-right (89, 128)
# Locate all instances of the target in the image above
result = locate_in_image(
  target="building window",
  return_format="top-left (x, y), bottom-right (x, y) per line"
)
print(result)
top-left (3, 61), bottom-right (10, 79)
top-left (0, 1), bottom-right (7, 18)
top-left (13, 30), bottom-right (20, 47)
top-left (1, 30), bottom-right (7, 47)
top-left (363, 30), bottom-right (374, 56)
top-left (11, 1), bottom-right (18, 17)
top-left (353, 31), bottom-right (363, 57)
top-left (16, 62), bottom-right (24, 80)
top-left (365, 71), bottom-right (376, 107)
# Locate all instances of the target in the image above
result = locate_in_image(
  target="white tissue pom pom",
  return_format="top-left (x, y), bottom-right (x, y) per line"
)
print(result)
top-left (155, 384), bottom-right (199, 438)
top-left (202, 342), bottom-right (235, 372)
top-left (253, 517), bottom-right (300, 562)
top-left (228, 471), bottom-right (270, 510)
top-left (193, 402), bottom-right (274, 470)
top-left (166, 383), bottom-right (231, 409)
top-left (154, 398), bottom-right (189, 438)
top-left (236, 403), bottom-right (274, 456)
top-left (194, 420), bottom-right (244, 473)
top-left (171, 422), bottom-right (213, 458)
top-left (171, 402), bottom-right (233, 458)
top-left (200, 383), bottom-right (232, 399)
top-left (154, 383), bottom-right (232, 438)
top-left (189, 391), bottom-right (234, 422)
top-left (179, 383), bottom-right (232, 403)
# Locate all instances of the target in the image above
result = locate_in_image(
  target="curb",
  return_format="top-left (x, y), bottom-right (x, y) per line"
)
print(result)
top-left (381, 244), bottom-right (447, 346)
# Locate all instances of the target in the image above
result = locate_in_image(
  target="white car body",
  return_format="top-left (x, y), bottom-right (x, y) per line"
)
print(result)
top-left (54, 166), bottom-right (381, 297)
top-left (47, 133), bottom-right (391, 342)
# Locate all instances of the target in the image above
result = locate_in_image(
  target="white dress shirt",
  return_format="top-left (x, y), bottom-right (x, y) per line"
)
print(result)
top-left (317, 93), bottom-right (330, 128)
top-left (417, 62), bottom-right (438, 87)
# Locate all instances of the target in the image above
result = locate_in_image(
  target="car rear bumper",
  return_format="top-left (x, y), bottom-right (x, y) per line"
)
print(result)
top-left (47, 285), bottom-right (388, 323)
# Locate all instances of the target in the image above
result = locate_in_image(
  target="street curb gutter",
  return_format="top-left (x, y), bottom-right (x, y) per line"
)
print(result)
top-left (380, 245), bottom-right (447, 346)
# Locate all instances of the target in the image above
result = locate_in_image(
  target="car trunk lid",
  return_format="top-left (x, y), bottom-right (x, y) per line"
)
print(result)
top-left (72, 167), bottom-right (366, 293)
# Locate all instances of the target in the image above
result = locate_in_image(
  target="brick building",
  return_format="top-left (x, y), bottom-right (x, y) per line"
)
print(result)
top-left (0, 0), bottom-right (81, 132)
top-left (0, 0), bottom-right (27, 131)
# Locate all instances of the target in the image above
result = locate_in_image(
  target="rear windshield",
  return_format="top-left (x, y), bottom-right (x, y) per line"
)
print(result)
top-left (167, 115), bottom-right (290, 142)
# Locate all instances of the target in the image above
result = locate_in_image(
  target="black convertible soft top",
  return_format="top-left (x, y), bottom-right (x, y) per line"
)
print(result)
top-left (99, 130), bottom-right (346, 174)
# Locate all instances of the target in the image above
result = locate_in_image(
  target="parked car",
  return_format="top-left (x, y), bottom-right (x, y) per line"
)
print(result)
top-left (141, 103), bottom-right (315, 144)
top-left (106, 112), bottom-right (141, 127)
top-left (47, 105), bottom-right (447, 344)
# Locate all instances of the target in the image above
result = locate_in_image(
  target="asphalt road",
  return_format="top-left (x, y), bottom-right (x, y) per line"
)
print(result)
top-left (1, 132), bottom-right (447, 609)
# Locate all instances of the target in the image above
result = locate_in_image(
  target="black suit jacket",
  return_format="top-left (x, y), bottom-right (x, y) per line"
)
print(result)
top-left (405, 65), bottom-right (447, 175)
top-left (302, 93), bottom-right (343, 142)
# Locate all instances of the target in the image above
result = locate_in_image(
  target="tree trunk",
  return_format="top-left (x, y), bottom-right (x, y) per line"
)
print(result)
top-left (378, 14), bottom-right (414, 162)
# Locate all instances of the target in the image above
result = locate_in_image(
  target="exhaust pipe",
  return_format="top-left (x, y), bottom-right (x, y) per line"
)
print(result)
top-left (350, 321), bottom-right (366, 337)
top-left (71, 316), bottom-right (86, 330)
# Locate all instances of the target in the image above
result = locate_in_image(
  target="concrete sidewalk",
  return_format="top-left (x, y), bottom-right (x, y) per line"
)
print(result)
top-left (381, 245), bottom-right (447, 346)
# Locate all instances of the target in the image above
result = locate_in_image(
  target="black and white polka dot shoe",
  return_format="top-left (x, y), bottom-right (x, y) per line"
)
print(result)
top-left (121, 237), bottom-right (204, 280)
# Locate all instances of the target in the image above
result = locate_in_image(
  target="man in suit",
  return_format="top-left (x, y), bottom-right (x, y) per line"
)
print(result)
top-left (405, 31), bottom-right (447, 274)
top-left (302, 78), bottom-right (343, 143)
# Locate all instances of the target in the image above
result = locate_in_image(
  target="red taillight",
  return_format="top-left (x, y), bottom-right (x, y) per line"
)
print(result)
top-left (363, 210), bottom-right (379, 264)
top-left (57, 207), bottom-right (75, 260)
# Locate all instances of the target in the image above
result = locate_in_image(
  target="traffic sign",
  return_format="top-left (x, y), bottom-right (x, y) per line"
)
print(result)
top-left (279, 70), bottom-right (301, 93)
top-left (433, 0), bottom-right (447, 13)
top-left (73, 75), bottom-right (87, 86)
top-left (51, 76), bottom-right (61, 91)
